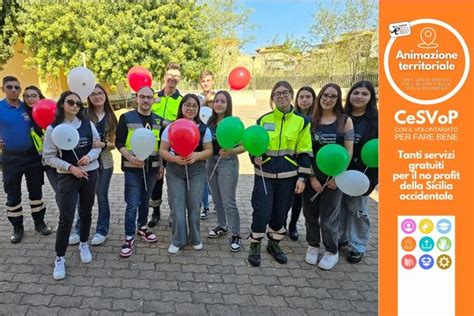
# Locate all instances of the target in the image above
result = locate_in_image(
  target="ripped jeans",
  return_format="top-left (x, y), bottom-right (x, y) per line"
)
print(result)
top-left (338, 195), bottom-right (370, 253)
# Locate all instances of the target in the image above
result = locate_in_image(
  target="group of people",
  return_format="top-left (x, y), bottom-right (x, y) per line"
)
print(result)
top-left (0, 62), bottom-right (378, 281)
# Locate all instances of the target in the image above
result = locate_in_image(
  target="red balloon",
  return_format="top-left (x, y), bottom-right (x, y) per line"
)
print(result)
top-left (228, 67), bottom-right (251, 90)
top-left (127, 66), bottom-right (153, 92)
top-left (32, 99), bottom-right (57, 129)
top-left (168, 119), bottom-right (200, 157)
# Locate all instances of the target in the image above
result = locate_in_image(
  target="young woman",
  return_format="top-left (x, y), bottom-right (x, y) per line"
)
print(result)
top-left (338, 80), bottom-right (378, 264)
top-left (303, 83), bottom-right (354, 270)
top-left (286, 86), bottom-right (317, 241)
top-left (43, 91), bottom-right (101, 280)
top-left (69, 84), bottom-right (117, 246)
top-left (205, 91), bottom-right (245, 251)
top-left (159, 94), bottom-right (213, 254)
top-left (248, 81), bottom-right (312, 267)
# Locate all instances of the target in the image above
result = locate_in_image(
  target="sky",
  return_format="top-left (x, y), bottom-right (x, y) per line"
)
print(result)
top-left (239, 0), bottom-right (317, 54)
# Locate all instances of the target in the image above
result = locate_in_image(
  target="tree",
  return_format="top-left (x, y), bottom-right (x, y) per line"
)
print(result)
top-left (310, 0), bottom-right (378, 77)
top-left (0, 0), bottom-right (22, 68)
top-left (19, 0), bottom-right (213, 87)
top-left (198, 0), bottom-right (254, 77)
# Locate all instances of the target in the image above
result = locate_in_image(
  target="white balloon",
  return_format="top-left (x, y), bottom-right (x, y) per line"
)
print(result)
top-left (67, 67), bottom-right (96, 100)
top-left (199, 106), bottom-right (212, 124)
top-left (335, 170), bottom-right (370, 197)
top-left (130, 128), bottom-right (156, 160)
top-left (52, 123), bottom-right (80, 150)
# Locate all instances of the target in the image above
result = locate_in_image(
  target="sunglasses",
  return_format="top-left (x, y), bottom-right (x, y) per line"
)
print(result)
top-left (5, 85), bottom-right (21, 91)
top-left (65, 99), bottom-right (83, 107)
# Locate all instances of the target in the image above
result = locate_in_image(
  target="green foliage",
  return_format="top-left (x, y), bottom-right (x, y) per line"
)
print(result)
top-left (0, 0), bottom-right (22, 68)
top-left (19, 0), bottom-right (212, 86)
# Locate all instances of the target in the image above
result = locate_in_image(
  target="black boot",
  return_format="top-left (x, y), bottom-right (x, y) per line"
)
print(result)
top-left (288, 223), bottom-right (298, 241)
top-left (248, 242), bottom-right (261, 267)
top-left (147, 207), bottom-right (161, 227)
top-left (11, 225), bottom-right (24, 243)
top-left (267, 239), bottom-right (288, 264)
top-left (34, 220), bottom-right (52, 236)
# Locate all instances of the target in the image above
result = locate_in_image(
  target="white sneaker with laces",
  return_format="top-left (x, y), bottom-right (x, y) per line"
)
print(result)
top-left (68, 233), bottom-right (80, 245)
top-left (305, 246), bottom-right (319, 265)
top-left (53, 257), bottom-right (66, 280)
top-left (318, 252), bottom-right (339, 270)
top-left (168, 244), bottom-right (180, 254)
top-left (91, 233), bottom-right (106, 246)
top-left (79, 242), bottom-right (92, 264)
top-left (192, 243), bottom-right (203, 250)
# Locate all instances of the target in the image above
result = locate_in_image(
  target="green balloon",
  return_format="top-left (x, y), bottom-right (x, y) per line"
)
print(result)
top-left (216, 116), bottom-right (245, 149)
top-left (242, 125), bottom-right (269, 156)
top-left (361, 138), bottom-right (378, 168)
top-left (316, 144), bottom-right (350, 176)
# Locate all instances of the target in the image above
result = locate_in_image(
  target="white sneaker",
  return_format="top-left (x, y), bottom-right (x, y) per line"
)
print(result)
top-left (79, 242), bottom-right (92, 264)
top-left (318, 252), bottom-right (339, 270)
top-left (91, 233), bottom-right (107, 246)
top-left (68, 233), bottom-right (80, 245)
top-left (168, 244), bottom-right (180, 254)
top-left (53, 257), bottom-right (66, 280)
top-left (305, 246), bottom-right (319, 265)
top-left (192, 243), bottom-right (203, 250)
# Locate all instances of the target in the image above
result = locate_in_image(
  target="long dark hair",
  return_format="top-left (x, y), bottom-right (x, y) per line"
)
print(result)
top-left (176, 94), bottom-right (202, 124)
top-left (207, 90), bottom-right (233, 128)
top-left (86, 84), bottom-right (118, 138)
top-left (295, 86), bottom-right (316, 115)
top-left (53, 91), bottom-right (83, 125)
top-left (312, 83), bottom-right (347, 133)
top-left (23, 85), bottom-right (45, 115)
top-left (344, 80), bottom-right (378, 119)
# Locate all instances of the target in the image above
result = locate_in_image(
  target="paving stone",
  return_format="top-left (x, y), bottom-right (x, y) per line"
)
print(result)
top-left (175, 302), bottom-right (207, 315)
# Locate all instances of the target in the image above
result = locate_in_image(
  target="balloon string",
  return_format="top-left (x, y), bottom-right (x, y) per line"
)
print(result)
top-left (72, 149), bottom-right (80, 163)
top-left (209, 155), bottom-right (221, 180)
top-left (143, 167), bottom-right (148, 192)
top-left (259, 164), bottom-right (268, 195)
top-left (310, 177), bottom-right (331, 202)
top-left (363, 166), bottom-right (369, 174)
top-left (185, 164), bottom-right (190, 190)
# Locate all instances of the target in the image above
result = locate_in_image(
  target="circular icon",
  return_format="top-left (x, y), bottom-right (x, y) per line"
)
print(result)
top-left (419, 236), bottom-right (434, 252)
top-left (419, 254), bottom-right (434, 270)
top-left (436, 219), bottom-right (452, 234)
top-left (419, 218), bottom-right (434, 234)
top-left (401, 219), bottom-right (416, 234)
top-left (401, 254), bottom-right (417, 270)
top-left (401, 236), bottom-right (417, 252)
top-left (437, 237), bottom-right (452, 252)
top-left (437, 254), bottom-right (452, 270)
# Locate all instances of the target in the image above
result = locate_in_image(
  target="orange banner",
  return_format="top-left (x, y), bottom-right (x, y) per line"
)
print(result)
top-left (379, 1), bottom-right (473, 315)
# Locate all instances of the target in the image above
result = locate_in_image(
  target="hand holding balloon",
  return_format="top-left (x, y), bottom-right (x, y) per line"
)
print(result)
top-left (69, 165), bottom-right (89, 180)
top-left (184, 152), bottom-right (201, 164)
top-left (77, 155), bottom-right (91, 166)
top-left (129, 155), bottom-right (145, 168)
top-left (310, 177), bottom-right (323, 193)
top-left (327, 178), bottom-right (337, 190)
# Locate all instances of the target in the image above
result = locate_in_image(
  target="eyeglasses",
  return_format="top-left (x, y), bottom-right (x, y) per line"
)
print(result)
top-left (23, 94), bottom-right (39, 99)
top-left (184, 103), bottom-right (198, 109)
top-left (138, 95), bottom-right (154, 101)
top-left (90, 91), bottom-right (105, 97)
top-left (273, 90), bottom-right (290, 98)
top-left (166, 72), bottom-right (181, 80)
top-left (65, 99), bottom-right (83, 107)
top-left (5, 85), bottom-right (21, 91)
top-left (321, 93), bottom-right (338, 101)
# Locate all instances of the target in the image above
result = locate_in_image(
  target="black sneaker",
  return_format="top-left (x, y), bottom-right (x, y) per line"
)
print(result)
top-left (34, 220), bottom-right (52, 236)
top-left (266, 239), bottom-right (287, 264)
top-left (147, 207), bottom-right (161, 227)
top-left (230, 235), bottom-right (241, 252)
top-left (338, 241), bottom-right (349, 250)
top-left (347, 251), bottom-right (364, 264)
top-left (248, 242), bottom-right (261, 267)
top-left (208, 226), bottom-right (228, 239)
top-left (200, 207), bottom-right (210, 220)
top-left (288, 224), bottom-right (298, 241)
top-left (11, 225), bottom-right (24, 243)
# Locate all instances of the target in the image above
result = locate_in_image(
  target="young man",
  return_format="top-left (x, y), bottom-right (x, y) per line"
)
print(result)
top-left (148, 62), bottom-right (183, 227)
top-left (0, 76), bottom-right (51, 243)
top-left (115, 86), bottom-right (164, 257)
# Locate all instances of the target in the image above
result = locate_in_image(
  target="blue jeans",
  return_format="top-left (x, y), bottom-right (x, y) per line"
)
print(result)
top-left (202, 181), bottom-right (209, 209)
top-left (74, 167), bottom-right (113, 236)
top-left (207, 156), bottom-right (240, 235)
top-left (338, 195), bottom-right (370, 253)
top-left (166, 161), bottom-right (206, 248)
top-left (124, 169), bottom-right (157, 237)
